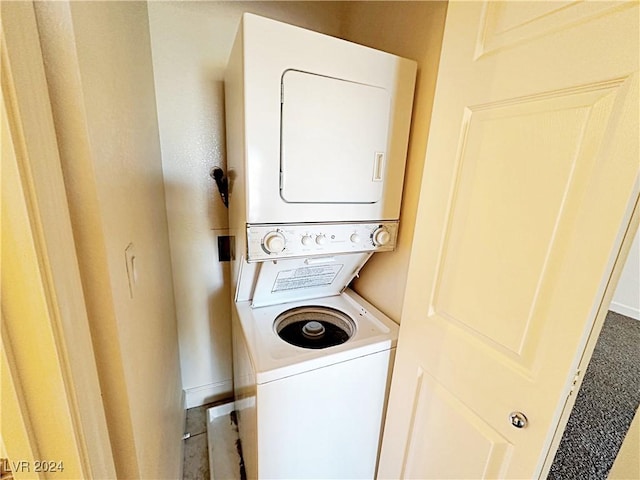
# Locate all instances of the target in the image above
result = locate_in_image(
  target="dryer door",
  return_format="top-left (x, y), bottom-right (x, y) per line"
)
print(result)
top-left (280, 70), bottom-right (390, 204)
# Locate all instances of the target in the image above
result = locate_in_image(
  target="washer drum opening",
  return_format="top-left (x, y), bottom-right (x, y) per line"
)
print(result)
top-left (274, 306), bottom-right (356, 349)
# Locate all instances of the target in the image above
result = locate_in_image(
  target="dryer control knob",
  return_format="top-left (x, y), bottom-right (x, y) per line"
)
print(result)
top-left (350, 233), bottom-right (361, 244)
top-left (263, 231), bottom-right (286, 254)
top-left (315, 234), bottom-right (327, 245)
top-left (301, 235), bottom-right (313, 246)
top-left (372, 227), bottom-right (391, 247)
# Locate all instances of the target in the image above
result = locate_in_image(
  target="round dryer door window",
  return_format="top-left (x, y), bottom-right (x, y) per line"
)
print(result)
top-left (274, 306), bottom-right (356, 349)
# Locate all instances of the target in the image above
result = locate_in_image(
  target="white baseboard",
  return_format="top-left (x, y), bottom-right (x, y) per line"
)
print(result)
top-left (184, 380), bottom-right (233, 409)
top-left (610, 301), bottom-right (640, 321)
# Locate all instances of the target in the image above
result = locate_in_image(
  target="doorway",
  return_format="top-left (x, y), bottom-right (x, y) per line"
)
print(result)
top-left (549, 231), bottom-right (640, 479)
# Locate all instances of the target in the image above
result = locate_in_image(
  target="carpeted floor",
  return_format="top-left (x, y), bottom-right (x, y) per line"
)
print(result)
top-left (548, 311), bottom-right (640, 479)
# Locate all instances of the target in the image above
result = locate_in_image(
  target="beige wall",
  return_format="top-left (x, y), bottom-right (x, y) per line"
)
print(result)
top-left (34, 2), bottom-right (183, 478)
top-left (147, 1), bottom-right (348, 407)
top-left (345, 2), bottom-right (448, 322)
top-left (608, 408), bottom-right (640, 479)
top-left (610, 229), bottom-right (640, 320)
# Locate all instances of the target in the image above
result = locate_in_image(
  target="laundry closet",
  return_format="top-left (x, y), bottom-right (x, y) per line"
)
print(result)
top-left (147, 3), bottom-right (447, 477)
top-left (6, 2), bottom-right (638, 479)
top-left (149, 1), bottom-right (447, 419)
top-left (2, 3), bottom-right (447, 478)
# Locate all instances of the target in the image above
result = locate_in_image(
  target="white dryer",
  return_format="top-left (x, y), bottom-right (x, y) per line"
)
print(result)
top-left (225, 13), bottom-right (416, 226)
top-left (225, 12), bottom-right (417, 298)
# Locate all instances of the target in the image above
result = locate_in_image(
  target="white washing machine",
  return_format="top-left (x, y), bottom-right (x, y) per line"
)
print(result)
top-left (232, 254), bottom-right (399, 479)
top-left (223, 13), bottom-right (416, 480)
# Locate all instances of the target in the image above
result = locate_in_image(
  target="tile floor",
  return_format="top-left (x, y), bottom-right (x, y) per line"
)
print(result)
top-left (183, 402), bottom-right (219, 480)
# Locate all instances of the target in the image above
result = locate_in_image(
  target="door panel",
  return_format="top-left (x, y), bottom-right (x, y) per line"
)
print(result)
top-left (477, 2), bottom-right (634, 58)
top-left (379, 2), bottom-right (638, 478)
top-left (402, 368), bottom-right (513, 479)
top-left (436, 82), bottom-right (623, 359)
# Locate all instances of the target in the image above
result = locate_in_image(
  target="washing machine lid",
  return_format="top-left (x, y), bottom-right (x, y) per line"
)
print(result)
top-left (251, 252), bottom-right (371, 308)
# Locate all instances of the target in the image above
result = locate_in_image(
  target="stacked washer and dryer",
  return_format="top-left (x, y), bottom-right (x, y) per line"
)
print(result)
top-left (224, 13), bottom-right (416, 479)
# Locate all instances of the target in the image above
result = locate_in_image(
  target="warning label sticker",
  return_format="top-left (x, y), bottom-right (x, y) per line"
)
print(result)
top-left (272, 264), bottom-right (344, 292)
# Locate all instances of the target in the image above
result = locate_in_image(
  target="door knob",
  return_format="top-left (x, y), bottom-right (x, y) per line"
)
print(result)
top-left (509, 412), bottom-right (528, 429)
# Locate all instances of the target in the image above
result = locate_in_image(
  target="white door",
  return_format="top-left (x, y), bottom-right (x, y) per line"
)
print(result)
top-left (379, 2), bottom-right (639, 479)
top-left (281, 70), bottom-right (390, 203)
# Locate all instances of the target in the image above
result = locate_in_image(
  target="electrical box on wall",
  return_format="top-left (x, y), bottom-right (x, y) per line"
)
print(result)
top-left (217, 235), bottom-right (234, 262)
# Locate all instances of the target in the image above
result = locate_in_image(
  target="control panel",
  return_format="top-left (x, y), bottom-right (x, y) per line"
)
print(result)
top-left (246, 221), bottom-right (399, 262)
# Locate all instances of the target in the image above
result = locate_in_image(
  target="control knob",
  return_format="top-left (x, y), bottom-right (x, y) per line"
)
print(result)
top-left (262, 231), bottom-right (286, 254)
top-left (372, 226), bottom-right (391, 247)
top-left (315, 234), bottom-right (327, 245)
top-left (301, 235), bottom-right (313, 246)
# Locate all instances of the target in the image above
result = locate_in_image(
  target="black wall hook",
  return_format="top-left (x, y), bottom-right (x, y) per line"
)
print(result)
top-left (210, 167), bottom-right (229, 208)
